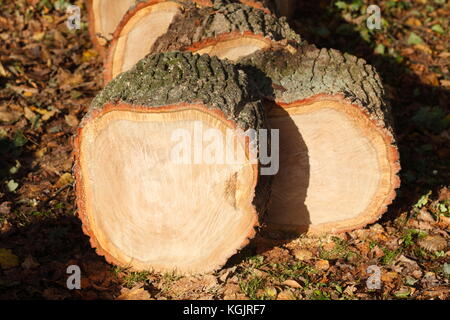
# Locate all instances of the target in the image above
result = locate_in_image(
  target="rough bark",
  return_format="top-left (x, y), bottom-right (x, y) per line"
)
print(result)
top-left (238, 43), bottom-right (396, 137)
top-left (150, 2), bottom-right (300, 54)
top-left (87, 0), bottom-right (276, 57)
top-left (92, 51), bottom-right (265, 130)
top-left (104, 0), bottom-right (287, 82)
top-left (75, 51), bottom-right (271, 273)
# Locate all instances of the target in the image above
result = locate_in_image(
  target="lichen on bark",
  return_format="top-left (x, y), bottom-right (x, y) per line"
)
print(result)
top-left (150, 1), bottom-right (300, 54)
top-left (238, 44), bottom-right (395, 136)
top-left (88, 51), bottom-right (265, 131)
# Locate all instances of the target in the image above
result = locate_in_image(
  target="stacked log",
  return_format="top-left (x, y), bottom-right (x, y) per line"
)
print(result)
top-left (103, 1), bottom-right (296, 82)
top-left (79, 0), bottom-right (401, 273)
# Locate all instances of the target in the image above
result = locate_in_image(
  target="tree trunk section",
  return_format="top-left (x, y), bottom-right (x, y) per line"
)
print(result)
top-left (74, 52), bottom-right (269, 274)
top-left (238, 44), bottom-right (400, 235)
top-left (104, 1), bottom-right (299, 82)
top-left (86, 0), bottom-right (213, 58)
top-left (86, 0), bottom-right (135, 57)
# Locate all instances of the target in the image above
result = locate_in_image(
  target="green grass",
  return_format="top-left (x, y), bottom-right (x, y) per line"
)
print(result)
top-left (311, 289), bottom-right (331, 300)
top-left (381, 248), bottom-right (401, 265)
top-left (122, 271), bottom-right (151, 288)
top-left (266, 262), bottom-right (315, 284)
top-left (319, 237), bottom-right (357, 261)
top-left (162, 271), bottom-right (182, 283)
top-left (402, 229), bottom-right (428, 247)
top-left (239, 276), bottom-right (266, 300)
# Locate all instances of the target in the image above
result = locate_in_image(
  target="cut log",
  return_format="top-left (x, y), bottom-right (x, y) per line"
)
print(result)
top-left (239, 44), bottom-right (401, 234)
top-left (86, 0), bottom-right (135, 56)
top-left (86, 0), bottom-right (213, 57)
top-left (104, 1), bottom-right (299, 82)
top-left (74, 52), bottom-right (268, 274)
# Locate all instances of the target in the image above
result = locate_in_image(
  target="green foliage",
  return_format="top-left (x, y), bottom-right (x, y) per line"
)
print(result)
top-left (381, 248), bottom-right (401, 265)
top-left (311, 289), bottom-right (331, 300)
top-left (375, 43), bottom-right (386, 55)
top-left (431, 24), bottom-right (444, 34)
top-left (239, 276), bottom-right (266, 300)
top-left (5, 180), bottom-right (18, 192)
top-left (247, 255), bottom-right (265, 269)
top-left (402, 229), bottom-right (428, 247)
top-left (13, 130), bottom-right (27, 147)
top-left (162, 271), bottom-right (182, 283)
top-left (266, 261), bottom-right (315, 285)
top-left (413, 191), bottom-right (432, 209)
top-left (53, 0), bottom-right (71, 11)
top-left (394, 287), bottom-right (411, 299)
top-left (443, 263), bottom-right (450, 277)
top-left (407, 32), bottom-right (424, 45)
top-left (123, 271), bottom-right (151, 288)
top-left (319, 237), bottom-right (358, 261)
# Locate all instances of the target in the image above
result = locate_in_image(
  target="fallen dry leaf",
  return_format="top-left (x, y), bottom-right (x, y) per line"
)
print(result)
top-left (54, 172), bottom-right (74, 189)
top-left (381, 271), bottom-right (399, 283)
top-left (65, 114), bottom-right (79, 127)
top-left (0, 248), bottom-right (19, 269)
top-left (277, 290), bottom-right (296, 300)
top-left (315, 259), bottom-right (330, 271)
top-left (418, 235), bottom-right (447, 252)
top-left (292, 248), bottom-right (313, 261)
top-left (282, 279), bottom-right (301, 288)
top-left (116, 285), bottom-right (151, 300)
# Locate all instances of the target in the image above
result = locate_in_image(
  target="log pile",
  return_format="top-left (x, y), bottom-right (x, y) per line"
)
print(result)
top-left (79, 0), bottom-right (400, 273)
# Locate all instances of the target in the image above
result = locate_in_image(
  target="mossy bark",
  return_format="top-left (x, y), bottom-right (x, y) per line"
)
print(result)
top-left (88, 0), bottom-right (278, 52)
top-left (89, 51), bottom-right (266, 131)
top-left (150, 2), bottom-right (300, 54)
top-left (238, 44), bottom-right (396, 137)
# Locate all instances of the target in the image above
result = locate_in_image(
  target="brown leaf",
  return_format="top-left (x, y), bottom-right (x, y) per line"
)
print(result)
top-left (405, 17), bottom-right (422, 27)
top-left (422, 73), bottom-right (440, 86)
top-left (65, 114), bottom-right (79, 127)
top-left (414, 44), bottom-right (432, 55)
top-left (292, 248), bottom-right (313, 261)
top-left (0, 202), bottom-right (11, 215)
top-left (277, 290), bottom-right (296, 300)
top-left (42, 288), bottom-right (70, 300)
top-left (418, 235), bottom-right (447, 252)
top-left (23, 106), bottom-right (36, 121)
top-left (282, 279), bottom-right (301, 288)
top-left (0, 248), bottom-right (19, 269)
top-left (116, 285), bottom-right (151, 300)
top-left (315, 259), bottom-right (330, 271)
top-left (54, 172), bottom-right (73, 188)
top-left (381, 271), bottom-right (399, 283)
top-left (0, 105), bottom-right (21, 124)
